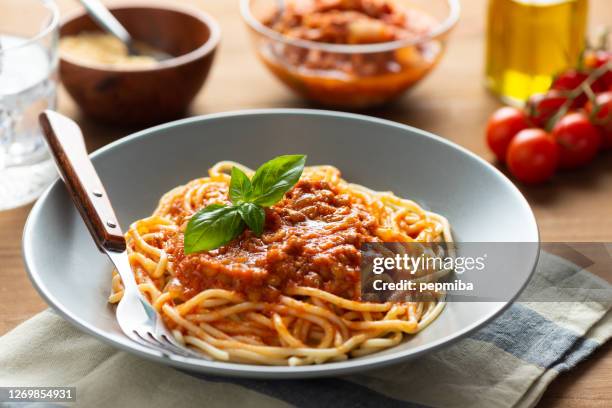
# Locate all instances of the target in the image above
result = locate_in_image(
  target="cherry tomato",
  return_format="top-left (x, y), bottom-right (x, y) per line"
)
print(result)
top-left (551, 70), bottom-right (591, 108)
top-left (585, 91), bottom-right (612, 149)
top-left (486, 107), bottom-right (530, 161)
top-left (584, 50), bottom-right (612, 90)
top-left (506, 128), bottom-right (559, 184)
top-left (584, 50), bottom-right (610, 68)
top-left (526, 91), bottom-right (568, 128)
top-left (552, 112), bottom-right (602, 169)
top-left (552, 70), bottom-right (588, 91)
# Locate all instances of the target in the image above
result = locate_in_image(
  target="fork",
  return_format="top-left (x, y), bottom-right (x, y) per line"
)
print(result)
top-left (39, 110), bottom-right (204, 360)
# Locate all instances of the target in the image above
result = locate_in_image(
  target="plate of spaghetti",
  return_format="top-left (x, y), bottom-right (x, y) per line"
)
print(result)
top-left (23, 109), bottom-right (538, 378)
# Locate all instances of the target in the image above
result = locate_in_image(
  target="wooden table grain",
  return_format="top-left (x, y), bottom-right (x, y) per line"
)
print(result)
top-left (1, 0), bottom-right (610, 406)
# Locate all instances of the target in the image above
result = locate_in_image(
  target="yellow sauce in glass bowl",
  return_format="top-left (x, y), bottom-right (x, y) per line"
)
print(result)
top-left (59, 32), bottom-right (159, 69)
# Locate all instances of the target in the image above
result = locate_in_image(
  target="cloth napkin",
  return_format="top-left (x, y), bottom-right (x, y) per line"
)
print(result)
top-left (1, 251), bottom-right (611, 408)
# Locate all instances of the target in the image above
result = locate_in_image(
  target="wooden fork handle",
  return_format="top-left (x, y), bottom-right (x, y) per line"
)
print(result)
top-left (39, 110), bottom-right (126, 252)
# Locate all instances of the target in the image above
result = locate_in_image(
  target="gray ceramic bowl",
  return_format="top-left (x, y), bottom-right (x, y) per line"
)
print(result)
top-left (23, 110), bottom-right (539, 378)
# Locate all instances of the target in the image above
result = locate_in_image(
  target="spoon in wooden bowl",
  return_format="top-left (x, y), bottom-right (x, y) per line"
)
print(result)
top-left (78, 0), bottom-right (172, 61)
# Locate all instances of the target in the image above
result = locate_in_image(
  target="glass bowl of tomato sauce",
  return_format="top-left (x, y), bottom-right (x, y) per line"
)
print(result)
top-left (241, 0), bottom-right (460, 109)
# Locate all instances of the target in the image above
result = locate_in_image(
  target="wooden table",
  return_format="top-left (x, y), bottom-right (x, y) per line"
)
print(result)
top-left (1, 0), bottom-right (610, 406)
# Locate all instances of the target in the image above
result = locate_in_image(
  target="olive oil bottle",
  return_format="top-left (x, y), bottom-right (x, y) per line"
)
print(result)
top-left (485, 0), bottom-right (588, 105)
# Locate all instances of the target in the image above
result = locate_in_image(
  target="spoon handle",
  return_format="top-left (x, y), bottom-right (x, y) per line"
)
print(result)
top-left (78, 0), bottom-right (133, 47)
top-left (39, 111), bottom-right (126, 253)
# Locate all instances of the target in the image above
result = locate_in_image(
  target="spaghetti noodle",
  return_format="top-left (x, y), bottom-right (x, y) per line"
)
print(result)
top-left (110, 162), bottom-right (452, 365)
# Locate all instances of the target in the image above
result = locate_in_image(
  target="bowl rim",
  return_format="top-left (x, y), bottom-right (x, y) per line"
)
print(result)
top-left (240, 0), bottom-right (460, 54)
top-left (22, 109), bottom-right (540, 378)
top-left (58, 2), bottom-right (221, 72)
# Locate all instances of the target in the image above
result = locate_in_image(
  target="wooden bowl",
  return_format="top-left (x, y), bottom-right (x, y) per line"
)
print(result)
top-left (60, 4), bottom-right (220, 126)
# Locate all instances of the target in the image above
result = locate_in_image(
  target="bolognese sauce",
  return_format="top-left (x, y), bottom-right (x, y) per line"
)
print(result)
top-left (255, 0), bottom-right (442, 108)
top-left (165, 179), bottom-right (380, 302)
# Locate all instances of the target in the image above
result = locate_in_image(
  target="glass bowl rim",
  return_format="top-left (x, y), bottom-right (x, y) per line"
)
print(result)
top-left (0, 0), bottom-right (60, 55)
top-left (240, 0), bottom-right (460, 54)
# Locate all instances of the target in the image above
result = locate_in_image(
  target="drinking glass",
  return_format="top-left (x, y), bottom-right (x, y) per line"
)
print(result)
top-left (0, 0), bottom-right (59, 210)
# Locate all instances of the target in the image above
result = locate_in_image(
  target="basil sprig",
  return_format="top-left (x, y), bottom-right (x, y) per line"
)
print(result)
top-left (184, 155), bottom-right (306, 253)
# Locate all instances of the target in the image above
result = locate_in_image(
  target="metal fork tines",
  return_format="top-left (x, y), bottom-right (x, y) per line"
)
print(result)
top-left (108, 251), bottom-right (206, 359)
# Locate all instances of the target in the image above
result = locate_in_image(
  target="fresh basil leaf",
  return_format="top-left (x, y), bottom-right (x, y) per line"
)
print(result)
top-left (184, 204), bottom-right (244, 253)
top-left (238, 202), bottom-right (266, 236)
top-left (249, 155), bottom-right (306, 207)
top-left (229, 166), bottom-right (251, 204)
